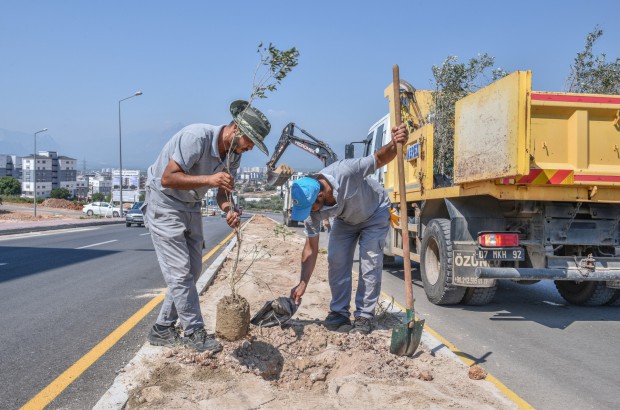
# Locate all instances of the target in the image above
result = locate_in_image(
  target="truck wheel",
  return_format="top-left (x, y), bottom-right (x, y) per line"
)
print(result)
top-left (462, 286), bottom-right (497, 305)
top-left (605, 290), bottom-right (620, 306)
top-left (554, 281), bottom-right (616, 306)
top-left (286, 217), bottom-right (297, 227)
top-left (383, 255), bottom-right (398, 267)
top-left (420, 218), bottom-right (466, 305)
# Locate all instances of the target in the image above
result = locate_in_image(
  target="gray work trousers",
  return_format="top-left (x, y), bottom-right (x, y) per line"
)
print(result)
top-left (327, 206), bottom-right (389, 319)
top-left (145, 201), bottom-right (205, 334)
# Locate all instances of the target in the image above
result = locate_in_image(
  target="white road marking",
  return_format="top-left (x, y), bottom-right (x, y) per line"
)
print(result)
top-left (0, 227), bottom-right (98, 241)
top-left (139, 232), bottom-right (150, 236)
top-left (75, 240), bottom-right (118, 249)
top-left (0, 263), bottom-right (7, 266)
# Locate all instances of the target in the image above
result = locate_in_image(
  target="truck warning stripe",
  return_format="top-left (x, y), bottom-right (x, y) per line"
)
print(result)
top-left (547, 169), bottom-right (573, 184)
top-left (500, 169), bottom-right (574, 185)
top-left (531, 93), bottom-right (620, 104)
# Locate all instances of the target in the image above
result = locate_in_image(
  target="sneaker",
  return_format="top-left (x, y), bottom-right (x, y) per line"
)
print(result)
top-left (324, 311), bottom-right (351, 330)
top-left (349, 316), bottom-right (372, 335)
top-left (182, 328), bottom-right (223, 353)
top-left (147, 324), bottom-right (179, 347)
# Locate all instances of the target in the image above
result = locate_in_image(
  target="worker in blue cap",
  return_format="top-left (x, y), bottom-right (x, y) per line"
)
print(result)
top-left (289, 123), bottom-right (408, 334)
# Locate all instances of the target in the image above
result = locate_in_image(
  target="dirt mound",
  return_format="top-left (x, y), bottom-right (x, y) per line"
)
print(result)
top-left (124, 214), bottom-right (517, 409)
top-left (41, 198), bottom-right (82, 210)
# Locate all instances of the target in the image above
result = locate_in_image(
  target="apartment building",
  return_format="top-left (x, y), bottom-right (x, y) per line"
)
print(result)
top-left (0, 155), bottom-right (14, 178)
top-left (21, 151), bottom-right (77, 198)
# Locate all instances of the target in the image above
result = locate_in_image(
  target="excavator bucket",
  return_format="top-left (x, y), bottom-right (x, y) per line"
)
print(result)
top-left (266, 164), bottom-right (295, 187)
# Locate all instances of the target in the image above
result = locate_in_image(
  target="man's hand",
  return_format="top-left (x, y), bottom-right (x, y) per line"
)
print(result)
top-left (209, 172), bottom-right (234, 192)
top-left (391, 123), bottom-right (408, 146)
top-left (290, 281), bottom-right (306, 305)
top-left (226, 209), bottom-right (240, 230)
top-left (375, 123), bottom-right (409, 168)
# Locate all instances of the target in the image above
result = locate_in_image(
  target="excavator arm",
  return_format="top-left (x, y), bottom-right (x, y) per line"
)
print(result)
top-left (266, 123), bottom-right (338, 186)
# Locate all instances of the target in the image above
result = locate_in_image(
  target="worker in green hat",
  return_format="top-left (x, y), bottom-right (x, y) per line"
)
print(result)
top-left (144, 100), bottom-right (270, 353)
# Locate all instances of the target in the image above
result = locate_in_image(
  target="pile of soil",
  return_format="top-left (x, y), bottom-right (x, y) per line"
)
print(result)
top-left (0, 200), bottom-right (82, 223)
top-left (41, 198), bottom-right (82, 210)
top-left (125, 215), bottom-right (516, 409)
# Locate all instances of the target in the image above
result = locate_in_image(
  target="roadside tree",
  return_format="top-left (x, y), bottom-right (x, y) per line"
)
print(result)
top-left (92, 192), bottom-right (105, 202)
top-left (50, 187), bottom-right (71, 199)
top-left (566, 26), bottom-right (620, 94)
top-left (0, 176), bottom-right (21, 195)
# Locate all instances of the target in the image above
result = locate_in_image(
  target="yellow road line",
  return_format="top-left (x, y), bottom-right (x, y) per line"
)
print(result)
top-left (22, 226), bottom-right (241, 410)
top-left (201, 217), bottom-right (252, 263)
top-left (380, 290), bottom-right (535, 410)
top-left (20, 290), bottom-right (166, 410)
top-left (202, 230), bottom-right (235, 263)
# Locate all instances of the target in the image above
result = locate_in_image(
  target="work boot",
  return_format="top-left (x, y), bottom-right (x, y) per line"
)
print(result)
top-left (182, 328), bottom-right (223, 353)
top-left (349, 316), bottom-right (372, 335)
top-left (147, 323), bottom-right (179, 347)
top-left (323, 311), bottom-right (351, 330)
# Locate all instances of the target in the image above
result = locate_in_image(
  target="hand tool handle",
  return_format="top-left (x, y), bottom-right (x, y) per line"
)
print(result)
top-left (392, 65), bottom-right (414, 312)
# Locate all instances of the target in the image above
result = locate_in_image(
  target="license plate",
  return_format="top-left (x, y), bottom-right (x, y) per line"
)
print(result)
top-left (476, 248), bottom-right (525, 261)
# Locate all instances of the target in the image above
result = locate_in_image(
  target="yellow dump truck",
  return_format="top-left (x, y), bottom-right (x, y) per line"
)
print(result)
top-left (381, 71), bottom-right (620, 306)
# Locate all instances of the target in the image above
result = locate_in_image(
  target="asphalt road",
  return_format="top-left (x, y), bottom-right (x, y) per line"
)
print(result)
top-left (281, 219), bottom-right (620, 410)
top-left (0, 215), bottom-right (236, 409)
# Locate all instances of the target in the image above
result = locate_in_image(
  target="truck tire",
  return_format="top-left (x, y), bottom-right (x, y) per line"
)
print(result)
top-left (420, 218), bottom-right (466, 305)
top-left (605, 290), bottom-right (620, 306)
top-left (383, 255), bottom-right (398, 267)
top-left (554, 281), bottom-right (616, 306)
top-left (462, 286), bottom-right (497, 305)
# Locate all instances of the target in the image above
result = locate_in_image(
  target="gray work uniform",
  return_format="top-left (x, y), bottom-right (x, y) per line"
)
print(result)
top-left (145, 123), bottom-right (240, 334)
top-left (304, 155), bottom-right (390, 319)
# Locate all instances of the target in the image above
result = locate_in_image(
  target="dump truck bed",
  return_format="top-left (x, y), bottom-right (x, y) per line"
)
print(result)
top-left (384, 71), bottom-right (620, 204)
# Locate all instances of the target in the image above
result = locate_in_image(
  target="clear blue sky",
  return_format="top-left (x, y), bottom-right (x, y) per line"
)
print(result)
top-left (1, 1), bottom-right (618, 171)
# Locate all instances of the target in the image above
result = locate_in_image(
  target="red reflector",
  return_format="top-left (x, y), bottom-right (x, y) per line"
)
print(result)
top-left (478, 233), bottom-right (519, 247)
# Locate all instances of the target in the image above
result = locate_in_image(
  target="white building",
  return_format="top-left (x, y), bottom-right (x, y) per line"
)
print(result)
top-left (21, 151), bottom-right (77, 198)
top-left (90, 178), bottom-right (112, 197)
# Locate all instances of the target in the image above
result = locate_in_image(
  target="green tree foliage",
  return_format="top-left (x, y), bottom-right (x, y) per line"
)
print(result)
top-left (566, 26), bottom-right (620, 94)
top-left (0, 176), bottom-right (21, 195)
top-left (251, 43), bottom-right (300, 100)
top-left (430, 54), bottom-right (507, 179)
top-left (92, 192), bottom-right (106, 202)
top-left (239, 196), bottom-right (283, 212)
top-left (50, 187), bottom-right (71, 199)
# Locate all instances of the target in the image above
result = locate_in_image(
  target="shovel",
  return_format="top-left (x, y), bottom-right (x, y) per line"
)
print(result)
top-left (389, 64), bottom-right (425, 356)
top-left (266, 164), bottom-right (295, 187)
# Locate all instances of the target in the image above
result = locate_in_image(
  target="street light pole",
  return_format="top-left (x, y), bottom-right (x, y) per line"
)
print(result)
top-left (118, 91), bottom-right (142, 216)
top-left (33, 128), bottom-right (48, 217)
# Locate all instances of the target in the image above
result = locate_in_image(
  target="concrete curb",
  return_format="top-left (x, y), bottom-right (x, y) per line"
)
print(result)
top-left (93, 215), bottom-right (254, 410)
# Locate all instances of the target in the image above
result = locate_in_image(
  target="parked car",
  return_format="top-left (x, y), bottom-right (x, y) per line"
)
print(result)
top-left (82, 202), bottom-right (121, 217)
top-left (125, 201), bottom-right (145, 227)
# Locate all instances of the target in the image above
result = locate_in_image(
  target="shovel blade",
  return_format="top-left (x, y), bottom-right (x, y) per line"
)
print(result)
top-left (266, 165), bottom-right (295, 187)
top-left (390, 316), bottom-right (425, 357)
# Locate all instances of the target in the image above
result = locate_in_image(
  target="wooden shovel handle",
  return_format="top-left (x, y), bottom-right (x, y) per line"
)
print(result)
top-left (392, 65), bottom-right (414, 311)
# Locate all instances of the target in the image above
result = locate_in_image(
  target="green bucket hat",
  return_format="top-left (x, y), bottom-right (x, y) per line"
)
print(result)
top-left (230, 100), bottom-right (271, 155)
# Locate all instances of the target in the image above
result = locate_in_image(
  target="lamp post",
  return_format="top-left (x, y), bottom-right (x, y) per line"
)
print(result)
top-left (33, 128), bottom-right (48, 217)
top-left (118, 91), bottom-right (142, 216)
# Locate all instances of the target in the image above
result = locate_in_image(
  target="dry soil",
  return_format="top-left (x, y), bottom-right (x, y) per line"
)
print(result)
top-left (124, 214), bottom-right (516, 409)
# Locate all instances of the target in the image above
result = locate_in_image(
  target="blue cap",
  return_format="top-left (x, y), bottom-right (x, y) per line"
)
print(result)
top-left (291, 177), bottom-right (320, 221)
